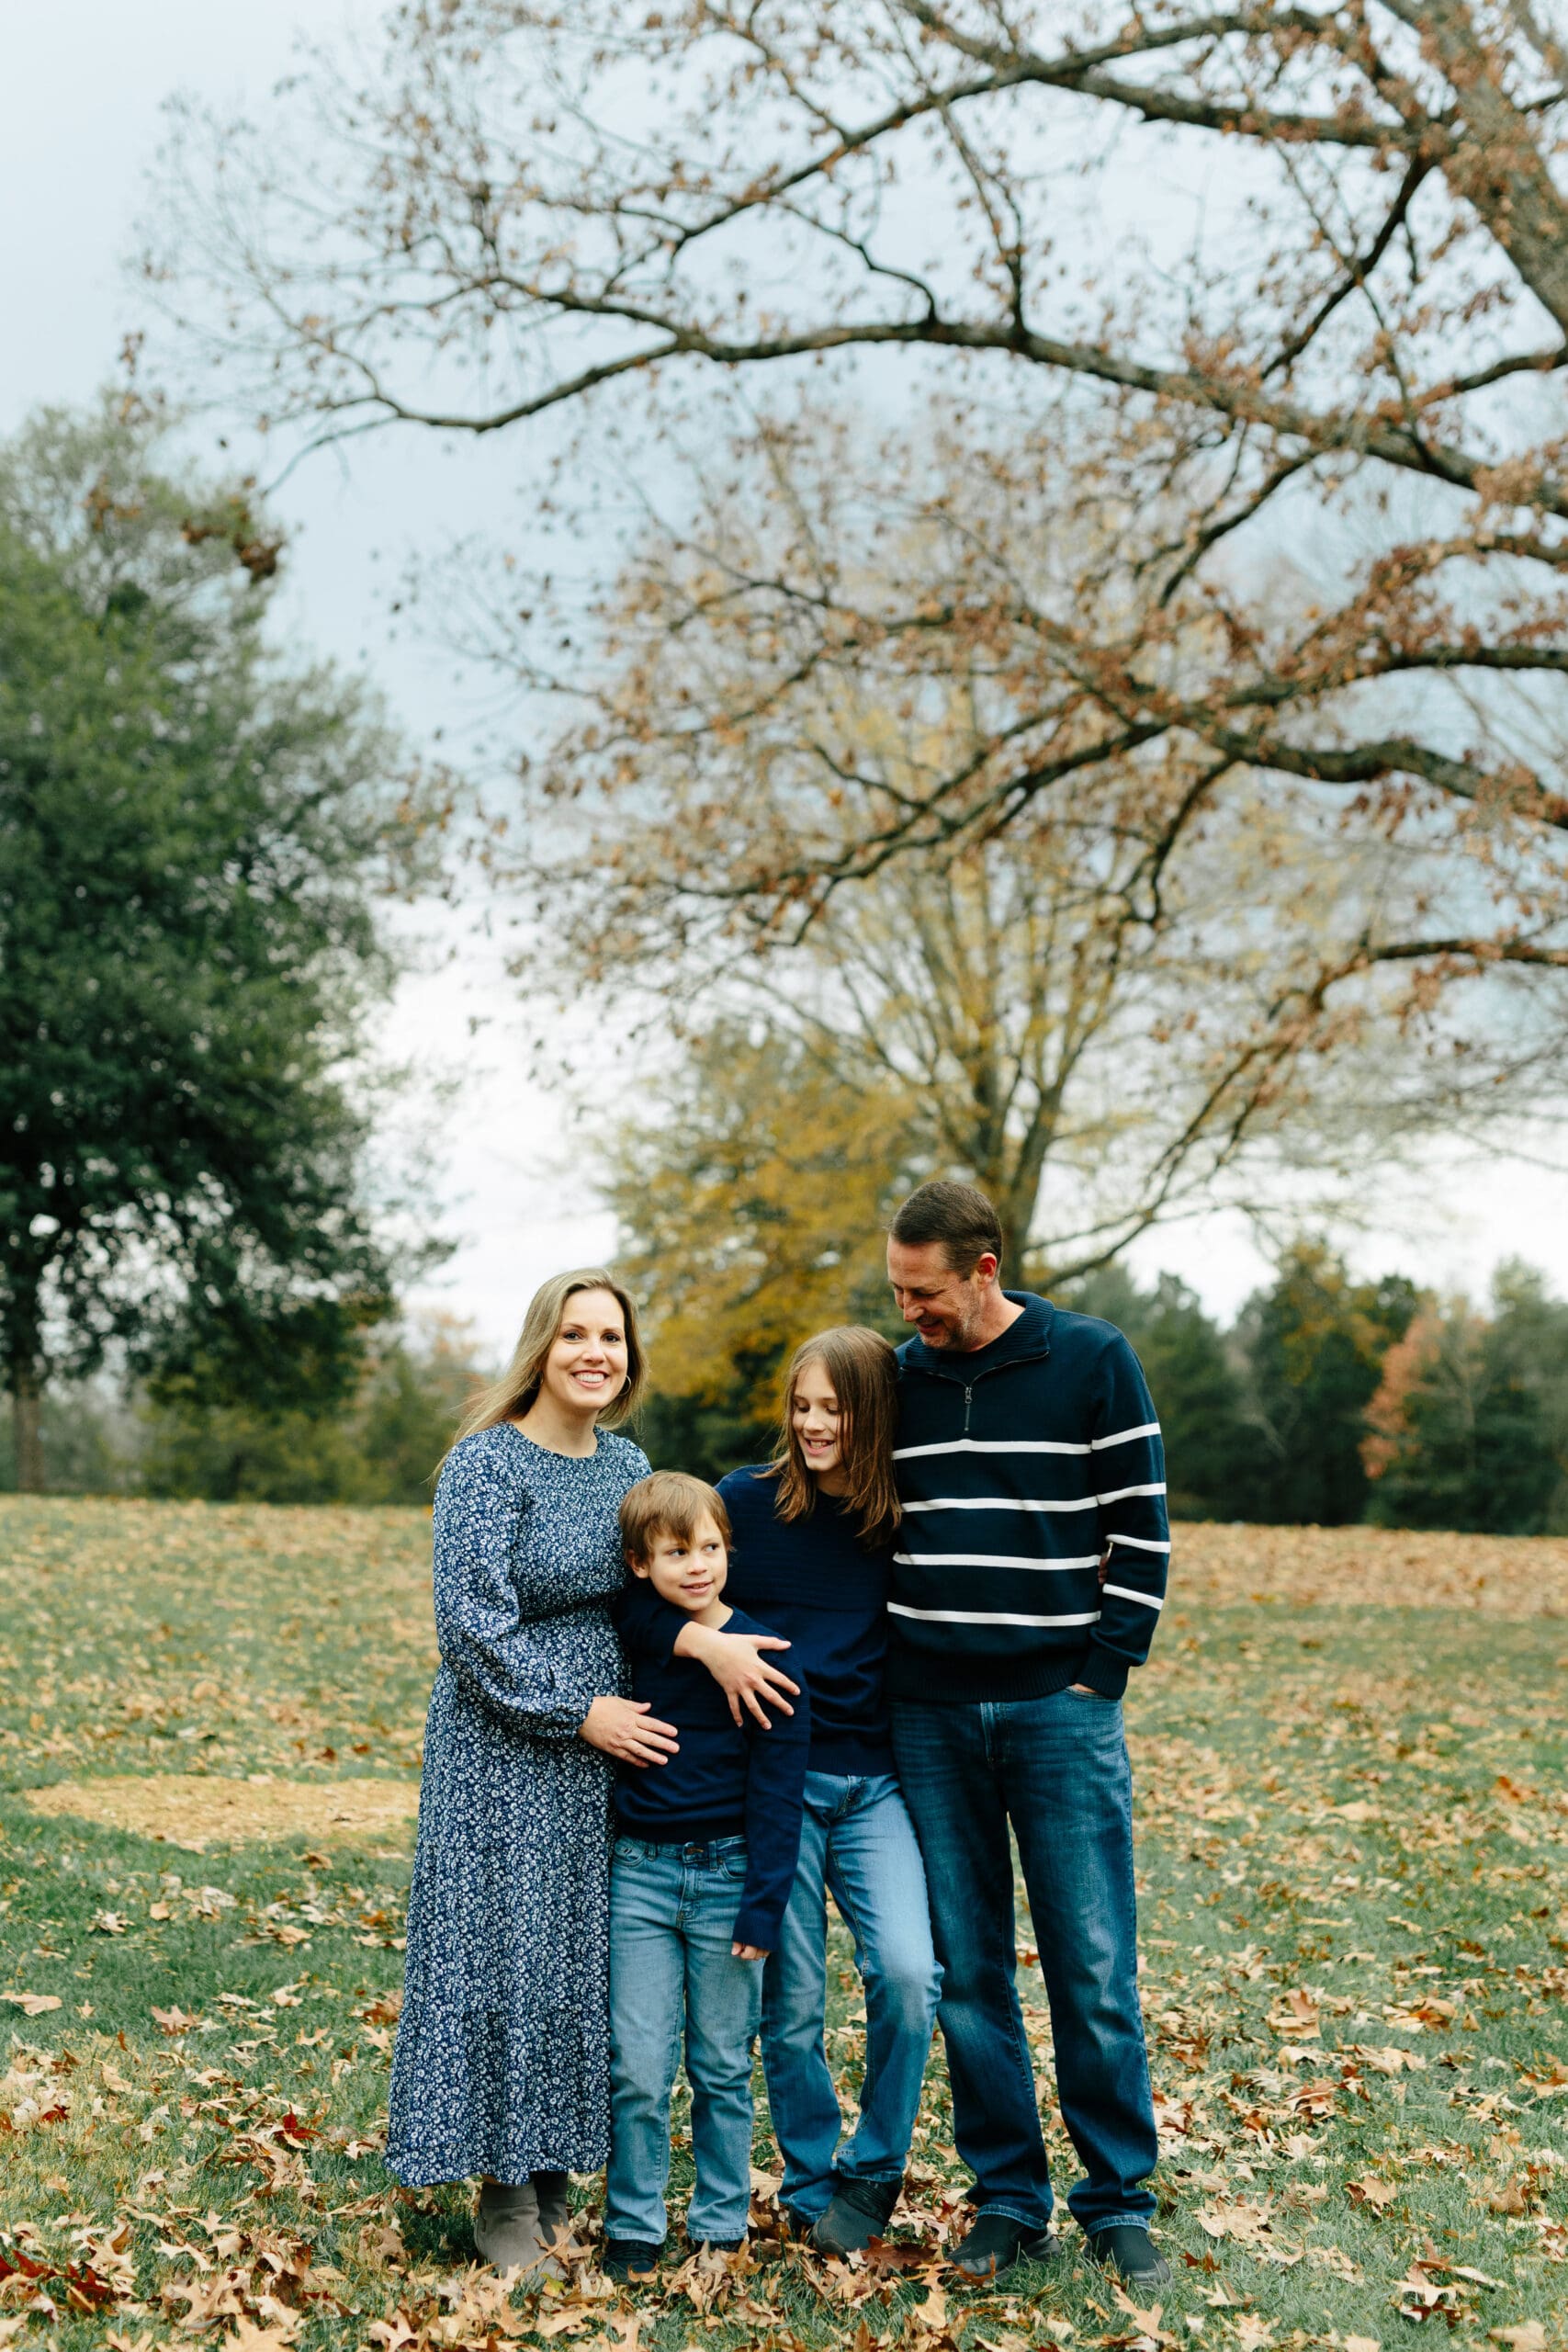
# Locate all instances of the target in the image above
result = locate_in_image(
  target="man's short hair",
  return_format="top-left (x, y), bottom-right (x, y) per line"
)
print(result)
top-left (619, 1470), bottom-right (732, 1562)
top-left (889, 1181), bottom-right (1004, 1275)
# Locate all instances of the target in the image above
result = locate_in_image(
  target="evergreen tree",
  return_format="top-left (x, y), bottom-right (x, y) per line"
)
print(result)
top-left (1237, 1243), bottom-right (1416, 1525)
top-left (1365, 1265), bottom-right (1568, 1534)
top-left (0, 403), bottom-right (443, 1486)
top-left (1056, 1266), bottom-right (1253, 1520)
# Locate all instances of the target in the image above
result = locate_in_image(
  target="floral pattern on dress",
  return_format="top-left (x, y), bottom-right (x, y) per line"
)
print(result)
top-left (386, 1420), bottom-right (650, 2186)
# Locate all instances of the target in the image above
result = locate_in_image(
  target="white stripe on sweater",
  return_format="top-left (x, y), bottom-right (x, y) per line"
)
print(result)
top-left (1108, 1532), bottom-right (1171, 1554)
top-left (894, 1551), bottom-right (1100, 1572)
top-left (893, 1552), bottom-right (1104, 1571)
top-left (894, 1438), bottom-right (1090, 1459)
top-left (1102, 1582), bottom-right (1165, 1611)
top-left (1095, 1481), bottom-right (1167, 1505)
top-left (901, 1495), bottom-right (1098, 1514)
top-left (888, 1603), bottom-right (1102, 1628)
top-left (1089, 1421), bottom-right (1163, 1450)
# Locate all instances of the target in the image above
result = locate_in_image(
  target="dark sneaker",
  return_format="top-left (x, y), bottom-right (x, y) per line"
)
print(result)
top-left (949, 2212), bottom-right (1061, 2279)
top-left (813, 2175), bottom-right (904, 2257)
top-left (602, 2237), bottom-right (664, 2282)
top-left (684, 2235), bottom-right (745, 2256)
top-left (1088, 2225), bottom-right (1171, 2287)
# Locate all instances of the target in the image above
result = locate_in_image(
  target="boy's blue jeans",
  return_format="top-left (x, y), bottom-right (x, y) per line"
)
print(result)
top-left (605, 1836), bottom-right (763, 2246)
top-left (891, 1688), bottom-right (1158, 2236)
top-left (761, 1770), bottom-right (941, 2219)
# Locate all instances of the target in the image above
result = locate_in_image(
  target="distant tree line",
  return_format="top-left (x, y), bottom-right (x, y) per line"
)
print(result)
top-left (5, 1246), bottom-right (1564, 1535)
top-left (0, 1317), bottom-right (482, 1510)
top-left (639, 1242), bottom-right (1568, 1540)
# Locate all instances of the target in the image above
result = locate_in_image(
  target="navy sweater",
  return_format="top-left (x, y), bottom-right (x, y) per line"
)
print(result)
top-left (892, 1292), bottom-right (1169, 1705)
top-left (615, 1601), bottom-right (811, 1950)
top-left (620, 1464), bottom-right (896, 1775)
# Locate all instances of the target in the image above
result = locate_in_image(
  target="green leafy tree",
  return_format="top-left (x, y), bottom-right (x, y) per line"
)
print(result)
top-left (141, 1315), bottom-right (486, 1506)
top-left (1237, 1243), bottom-right (1417, 1526)
top-left (0, 402), bottom-right (444, 1488)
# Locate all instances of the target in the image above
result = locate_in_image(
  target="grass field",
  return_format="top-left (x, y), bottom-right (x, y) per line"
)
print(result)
top-left (2, 1500), bottom-right (1565, 2352)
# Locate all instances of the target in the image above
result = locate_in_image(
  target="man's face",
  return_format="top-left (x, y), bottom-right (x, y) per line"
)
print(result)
top-left (887, 1238), bottom-right (997, 1351)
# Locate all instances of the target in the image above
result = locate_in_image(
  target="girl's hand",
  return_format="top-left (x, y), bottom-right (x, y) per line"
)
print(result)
top-left (579, 1696), bottom-right (680, 1767)
top-left (677, 1625), bottom-right (800, 1727)
top-left (732, 1942), bottom-right (768, 1962)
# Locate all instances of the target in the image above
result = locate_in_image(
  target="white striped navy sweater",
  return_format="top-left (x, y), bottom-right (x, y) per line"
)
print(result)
top-left (889, 1291), bottom-right (1169, 1704)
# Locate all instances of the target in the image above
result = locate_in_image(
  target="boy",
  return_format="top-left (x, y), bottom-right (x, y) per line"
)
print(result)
top-left (604, 1472), bottom-right (811, 2282)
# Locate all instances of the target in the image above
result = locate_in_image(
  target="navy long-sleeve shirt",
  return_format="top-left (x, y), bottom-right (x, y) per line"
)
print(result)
top-left (619, 1464), bottom-right (896, 1776)
top-left (615, 1600), bottom-right (811, 1951)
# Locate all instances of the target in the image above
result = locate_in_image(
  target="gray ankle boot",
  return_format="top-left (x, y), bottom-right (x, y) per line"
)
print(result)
top-left (474, 2177), bottom-right (545, 2275)
top-left (532, 2170), bottom-right (570, 2272)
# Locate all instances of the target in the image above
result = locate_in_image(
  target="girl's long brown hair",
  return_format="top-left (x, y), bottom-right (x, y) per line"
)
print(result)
top-left (771, 1325), bottom-right (901, 1547)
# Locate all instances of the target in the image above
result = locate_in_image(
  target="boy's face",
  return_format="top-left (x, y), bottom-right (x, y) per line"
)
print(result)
top-left (630, 1510), bottom-right (729, 1613)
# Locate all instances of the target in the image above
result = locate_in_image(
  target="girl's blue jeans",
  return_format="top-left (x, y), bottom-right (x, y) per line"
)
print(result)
top-left (761, 1769), bottom-right (942, 2219)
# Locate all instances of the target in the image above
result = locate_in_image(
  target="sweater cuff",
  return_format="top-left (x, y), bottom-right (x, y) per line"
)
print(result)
top-left (730, 1897), bottom-right (784, 1952)
top-left (1079, 1649), bottom-right (1130, 1702)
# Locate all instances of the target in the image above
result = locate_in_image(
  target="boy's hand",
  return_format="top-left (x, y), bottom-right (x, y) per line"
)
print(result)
top-left (732, 1942), bottom-right (768, 1962)
top-left (676, 1624), bottom-right (800, 1727)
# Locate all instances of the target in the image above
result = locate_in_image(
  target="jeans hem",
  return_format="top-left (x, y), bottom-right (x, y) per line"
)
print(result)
top-left (970, 2200), bottom-right (1055, 2230)
top-left (1079, 2211), bottom-right (1157, 2234)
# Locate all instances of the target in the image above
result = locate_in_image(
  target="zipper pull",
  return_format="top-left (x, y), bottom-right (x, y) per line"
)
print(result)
top-left (964, 1385), bottom-right (974, 1433)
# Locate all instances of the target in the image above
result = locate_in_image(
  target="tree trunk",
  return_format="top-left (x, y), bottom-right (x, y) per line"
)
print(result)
top-left (12, 1362), bottom-right (44, 1494)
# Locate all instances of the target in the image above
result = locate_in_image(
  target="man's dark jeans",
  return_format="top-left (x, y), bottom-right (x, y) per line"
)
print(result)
top-left (891, 1687), bottom-right (1157, 2235)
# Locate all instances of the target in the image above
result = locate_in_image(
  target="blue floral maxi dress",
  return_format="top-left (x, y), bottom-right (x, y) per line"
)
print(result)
top-left (387, 1421), bottom-right (650, 2185)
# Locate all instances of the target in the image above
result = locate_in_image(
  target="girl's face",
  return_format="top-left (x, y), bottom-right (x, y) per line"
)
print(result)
top-left (541, 1287), bottom-right (629, 1419)
top-left (791, 1356), bottom-right (845, 1482)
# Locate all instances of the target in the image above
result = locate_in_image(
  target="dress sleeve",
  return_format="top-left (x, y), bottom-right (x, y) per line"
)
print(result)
top-left (431, 1442), bottom-right (597, 1738)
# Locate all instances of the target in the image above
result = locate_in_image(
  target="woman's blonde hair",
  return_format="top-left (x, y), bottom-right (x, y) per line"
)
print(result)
top-left (447, 1270), bottom-right (648, 1459)
top-left (771, 1325), bottom-right (901, 1547)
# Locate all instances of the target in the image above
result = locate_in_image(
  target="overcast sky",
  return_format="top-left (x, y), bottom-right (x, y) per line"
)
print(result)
top-left (4, 3), bottom-right (1564, 1363)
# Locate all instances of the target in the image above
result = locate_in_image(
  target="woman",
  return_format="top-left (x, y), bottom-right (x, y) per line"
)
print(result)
top-left (622, 1328), bottom-right (940, 2254)
top-left (387, 1270), bottom-right (678, 2275)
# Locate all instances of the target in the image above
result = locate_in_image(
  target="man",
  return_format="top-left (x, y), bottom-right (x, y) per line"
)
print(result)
top-left (886, 1181), bottom-right (1169, 2288)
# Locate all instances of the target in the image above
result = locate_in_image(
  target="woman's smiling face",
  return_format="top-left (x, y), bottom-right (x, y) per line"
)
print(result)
top-left (791, 1355), bottom-right (845, 1483)
top-left (541, 1286), bottom-right (629, 1419)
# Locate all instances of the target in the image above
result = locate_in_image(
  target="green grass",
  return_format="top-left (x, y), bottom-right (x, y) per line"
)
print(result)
top-left (1, 1499), bottom-right (1565, 2350)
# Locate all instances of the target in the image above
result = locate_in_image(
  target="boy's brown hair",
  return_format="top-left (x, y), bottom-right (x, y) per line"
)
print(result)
top-left (619, 1470), bottom-right (733, 1565)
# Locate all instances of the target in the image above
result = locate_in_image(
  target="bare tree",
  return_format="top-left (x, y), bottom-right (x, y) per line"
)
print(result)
top-left (152, 1), bottom-right (1568, 920)
top-left (451, 401), bottom-right (1568, 1231)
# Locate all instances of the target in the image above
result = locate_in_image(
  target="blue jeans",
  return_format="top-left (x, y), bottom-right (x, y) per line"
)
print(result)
top-left (605, 1837), bottom-right (763, 2245)
top-left (761, 1770), bottom-right (941, 2219)
top-left (891, 1690), bottom-right (1157, 2235)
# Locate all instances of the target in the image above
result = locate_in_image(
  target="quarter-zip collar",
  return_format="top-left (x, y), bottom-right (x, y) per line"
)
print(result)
top-left (897, 1289), bottom-right (1055, 1385)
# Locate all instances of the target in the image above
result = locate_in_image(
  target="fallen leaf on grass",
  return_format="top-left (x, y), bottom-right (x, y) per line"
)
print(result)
top-left (1348, 2176), bottom-right (1399, 2212)
top-left (0, 1993), bottom-right (61, 2016)
top-left (1490, 2327), bottom-right (1548, 2352)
